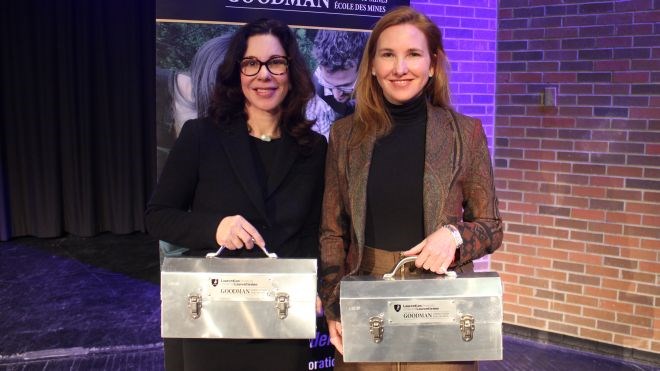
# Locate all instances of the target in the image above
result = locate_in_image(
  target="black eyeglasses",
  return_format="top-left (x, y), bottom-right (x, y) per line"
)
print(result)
top-left (317, 72), bottom-right (357, 94)
top-left (239, 56), bottom-right (289, 76)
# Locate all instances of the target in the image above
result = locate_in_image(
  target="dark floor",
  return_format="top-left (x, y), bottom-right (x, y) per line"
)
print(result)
top-left (0, 233), bottom-right (657, 370)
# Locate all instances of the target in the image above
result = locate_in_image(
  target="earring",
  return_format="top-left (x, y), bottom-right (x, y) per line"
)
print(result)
top-left (429, 71), bottom-right (433, 77)
top-left (371, 70), bottom-right (376, 76)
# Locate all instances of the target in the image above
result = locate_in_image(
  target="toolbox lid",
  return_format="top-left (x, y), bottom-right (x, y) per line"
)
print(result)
top-left (161, 256), bottom-right (317, 275)
top-left (340, 271), bottom-right (502, 299)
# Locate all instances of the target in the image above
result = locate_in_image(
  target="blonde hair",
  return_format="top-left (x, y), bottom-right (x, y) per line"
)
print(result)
top-left (352, 6), bottom-right (451, 145)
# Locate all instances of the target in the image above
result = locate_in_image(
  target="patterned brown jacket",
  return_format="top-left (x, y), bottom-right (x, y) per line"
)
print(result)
top-left (319, 104), bottom-right (503, 321)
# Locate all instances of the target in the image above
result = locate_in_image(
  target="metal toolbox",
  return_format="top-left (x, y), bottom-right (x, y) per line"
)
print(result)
top-left (340, 257), bottom-right (502, 363)
top-left (161, 251), bottom-right (317, 339)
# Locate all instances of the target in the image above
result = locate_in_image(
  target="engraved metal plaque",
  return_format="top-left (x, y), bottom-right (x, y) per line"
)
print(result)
top-left (207, 275), bottom-right (274, 301)
top-left (387, 300), bottom-right (457, 325)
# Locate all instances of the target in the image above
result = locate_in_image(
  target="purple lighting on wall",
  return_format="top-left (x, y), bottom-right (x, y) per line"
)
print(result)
top-left (412, 0), bottom-right (498, 271)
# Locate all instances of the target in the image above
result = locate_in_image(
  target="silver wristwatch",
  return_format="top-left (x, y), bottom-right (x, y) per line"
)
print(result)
top-left (443, 224), bottom-right (463, 250)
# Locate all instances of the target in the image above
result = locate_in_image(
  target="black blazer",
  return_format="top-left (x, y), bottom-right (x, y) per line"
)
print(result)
top-left (145, 117), bottom-right (327, 258)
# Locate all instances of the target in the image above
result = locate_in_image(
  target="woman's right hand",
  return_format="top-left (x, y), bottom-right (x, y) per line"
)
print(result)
top-left (215, 215), bottom-right (265, 250)
top-left (327, 319), bottom-right (344, 355)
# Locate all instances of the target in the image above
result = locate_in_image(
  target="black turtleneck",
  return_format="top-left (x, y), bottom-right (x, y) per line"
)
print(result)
top-left (365, 94), bottom-right (427, 251)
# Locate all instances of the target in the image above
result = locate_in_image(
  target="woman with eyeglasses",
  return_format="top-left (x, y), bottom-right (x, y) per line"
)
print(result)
top-left (146, 18), bottom-right (327, 371)
top-left (319, 6), bottom-right (502, 370)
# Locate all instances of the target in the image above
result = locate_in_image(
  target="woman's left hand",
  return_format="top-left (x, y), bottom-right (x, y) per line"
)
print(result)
top-left (402, 227), bottom-right (456, 274)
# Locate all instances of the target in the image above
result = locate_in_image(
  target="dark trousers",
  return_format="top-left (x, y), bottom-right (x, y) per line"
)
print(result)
top-left (164, 337), bottom-right (310, 371)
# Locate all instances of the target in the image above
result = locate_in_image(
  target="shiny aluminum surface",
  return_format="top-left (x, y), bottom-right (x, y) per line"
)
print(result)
top-left (161, 256), bottom-right (317, 339)
top-left (340, 272), bottom-right (503, 362)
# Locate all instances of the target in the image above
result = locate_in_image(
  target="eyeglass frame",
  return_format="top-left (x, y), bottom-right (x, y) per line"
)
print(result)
top-left (316, 69), bottom-right (357, 94)
top-left (239, 56), bottom-right (290, 76)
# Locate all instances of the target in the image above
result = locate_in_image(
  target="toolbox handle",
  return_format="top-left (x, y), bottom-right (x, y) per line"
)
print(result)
top-left (205, 244), bottom-right (278, 259)
top-left (382, 256), bottom-right (457, 279)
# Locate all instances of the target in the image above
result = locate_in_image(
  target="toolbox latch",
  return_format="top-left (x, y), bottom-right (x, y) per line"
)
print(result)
top-left (460, 314), bottom-right (475, 342)
top-left (275, 292), bottom-right (289, 319)
top-left (188, 293), bottom-right (202, 319)
top-left (369, 316), bottom-right (384, 343)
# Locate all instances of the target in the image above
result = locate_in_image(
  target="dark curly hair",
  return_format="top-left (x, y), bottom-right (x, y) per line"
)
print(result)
top-left (209, 18), bottom-right (318, 151)
top-left (312, 30), bottom-right (369, 73)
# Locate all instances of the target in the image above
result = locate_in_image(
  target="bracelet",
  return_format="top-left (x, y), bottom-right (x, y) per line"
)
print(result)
top-left (443, 224), bottom-right (463, 250)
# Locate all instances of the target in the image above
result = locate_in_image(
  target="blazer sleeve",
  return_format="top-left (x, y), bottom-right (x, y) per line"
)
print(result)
top-left (454, 119), bottom-right (503, 266)
top-left (319, 125), bottom-right (349, 321)
top-left (144, 120), bottom-right (224, 251)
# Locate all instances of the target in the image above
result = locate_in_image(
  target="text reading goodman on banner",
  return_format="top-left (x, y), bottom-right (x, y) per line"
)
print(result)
top-left (157, 0), bottom-right (409, 30)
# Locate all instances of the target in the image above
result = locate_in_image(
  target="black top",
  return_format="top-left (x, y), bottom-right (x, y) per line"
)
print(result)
top-left (249, 136), bottom-right (283, 193)
top-left (365, 94), bottom-right (427, 251)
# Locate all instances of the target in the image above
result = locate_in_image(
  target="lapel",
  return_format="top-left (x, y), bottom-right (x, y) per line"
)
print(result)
top-left (423, 105), bottom-right (459, 235)
top-left (347, 128), bottom-right (376, 249)
top-left (265, 132), bottom-right (299, 198)
top-left (218, 121), bottom-right (268, 221)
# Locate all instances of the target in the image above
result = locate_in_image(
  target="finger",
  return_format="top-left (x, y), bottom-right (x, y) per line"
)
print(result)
top-left (237, 227), bottom-right (254, 250)
top-left (439, 255), bottom-right (453, 274)
top-left (415, 245), bottom-right (431, 268)
top-left (420, 245), bottom-right (439, 270)
top-left (230, 235), bottom-right (244, 249)
top-left (241, 221), bottom-right (266, 248)
top-left (216, 217), bottom-right (235, 247)
top-left (402, 240), bottom-right (425, 257)
top-left (246, 237), bottom-right (255, 250)
top-left (316, 296), bottom-right (324, 317)
top-left (425, 254), bottom-right (442, 272)
top-left (329, 335), bottom-right (343, 355)
top-left (436, 242), bottom-right (456, 273)
top-left (422, 253), bottom-right (436, 271)
top-left (333, 336), bottom-right (344, 355)
top-left (327, 321), bottom-right (338, 336)
top-left (329, 322), bottom-right (344, 355)
top-left (216, 234), bottom-right (236, 249)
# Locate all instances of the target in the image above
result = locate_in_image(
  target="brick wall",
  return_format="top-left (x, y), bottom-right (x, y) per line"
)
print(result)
top-left (494, 0), bottom-right (659, 353)
top-left (413, 0), bottom-right (497, 140)
top-left (411, 0), bottom-right (497, 132)
top-left (412, 0), bottom-right (498, 271)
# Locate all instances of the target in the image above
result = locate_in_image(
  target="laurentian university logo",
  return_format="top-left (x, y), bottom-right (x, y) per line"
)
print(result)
top-left (211, 278), bottom-right (218, 287)
top-left (394, 304), bottom-right (401, 312)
